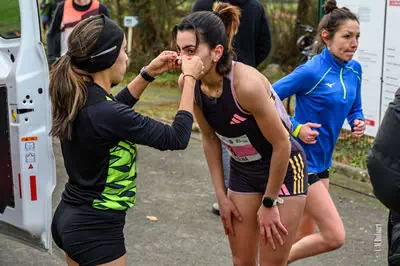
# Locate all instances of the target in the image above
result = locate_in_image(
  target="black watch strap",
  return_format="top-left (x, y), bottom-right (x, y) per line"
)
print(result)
top-left (140, 67), bottom-right (155, 82)
top-left (262, 196), bottom-right (277, 208)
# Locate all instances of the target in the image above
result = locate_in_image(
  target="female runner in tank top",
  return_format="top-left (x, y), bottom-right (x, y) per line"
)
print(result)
top-left (174, 3), bottom-right (308, 265)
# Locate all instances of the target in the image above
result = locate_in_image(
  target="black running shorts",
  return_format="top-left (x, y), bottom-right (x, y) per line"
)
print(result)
top-left (51, 200), bottom-right (126, 266)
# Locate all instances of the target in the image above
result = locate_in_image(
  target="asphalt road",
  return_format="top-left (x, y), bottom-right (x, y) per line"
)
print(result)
top-left (0, 137), bottom-right (389, 266)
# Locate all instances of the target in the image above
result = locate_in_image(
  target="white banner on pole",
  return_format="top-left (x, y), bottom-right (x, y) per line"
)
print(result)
top-left (381, 1), bottom-right (400, 120)
top-left (337, 0), bottom-right (386, 137)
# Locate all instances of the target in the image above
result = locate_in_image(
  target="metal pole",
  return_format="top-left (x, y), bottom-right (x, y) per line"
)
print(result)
top-left (127, 27), bottom-right (133, 66)
top-left (318, 0), bottom-right (325, 22)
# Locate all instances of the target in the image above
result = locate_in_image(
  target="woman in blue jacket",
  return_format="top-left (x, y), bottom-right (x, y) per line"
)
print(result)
top-left (273, 0), bottom-right (365, 263)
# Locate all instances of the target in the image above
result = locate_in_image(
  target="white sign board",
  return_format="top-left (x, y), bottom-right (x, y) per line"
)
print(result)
top-left (381, 1), bottom-right (400, 119)
top-left (124, 16), bottom-right (138, 28)
top-left (337, 0), bottom-right (386, 137)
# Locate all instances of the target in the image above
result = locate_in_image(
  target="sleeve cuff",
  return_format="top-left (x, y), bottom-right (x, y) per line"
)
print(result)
top-left (292, 124), bottom-right (303, 138)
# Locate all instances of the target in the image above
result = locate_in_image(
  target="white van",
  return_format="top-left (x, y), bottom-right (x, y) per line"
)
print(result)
top-left (0, 0), bottom-right (56, 250)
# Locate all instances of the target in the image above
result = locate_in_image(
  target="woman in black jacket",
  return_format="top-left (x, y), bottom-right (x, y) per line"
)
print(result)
top-left (367, 88), bottom-right (400, 266)
top-left (50, 15), bottom-right (203, 266)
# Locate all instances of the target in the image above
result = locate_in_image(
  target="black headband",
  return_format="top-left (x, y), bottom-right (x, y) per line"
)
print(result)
top-left (71, 15), bottom-right (125, 73)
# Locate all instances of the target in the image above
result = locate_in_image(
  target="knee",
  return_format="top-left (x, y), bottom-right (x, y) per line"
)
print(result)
top-left (325, 228), bottom-right (346, 251)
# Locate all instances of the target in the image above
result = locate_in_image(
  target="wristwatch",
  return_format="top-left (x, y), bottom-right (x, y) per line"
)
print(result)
top-left (140, 66), bottom-right (155, 82)
top-left (262, 196), bottom-right (277, 208)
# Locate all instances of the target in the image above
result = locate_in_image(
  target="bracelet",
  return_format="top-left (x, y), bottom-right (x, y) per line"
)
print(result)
top-left (140, 66), bottom-right (155, 82)
top-left (183, 74), bottom-right (197, 81)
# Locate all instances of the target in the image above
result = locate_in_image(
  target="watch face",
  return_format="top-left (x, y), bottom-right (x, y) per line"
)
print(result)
top-left (262, 197), bottom-right (275, 208)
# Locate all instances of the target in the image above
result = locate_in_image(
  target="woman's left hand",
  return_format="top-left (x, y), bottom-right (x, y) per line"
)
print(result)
top-left (353, 119), bottom-right (366, 137)
top-left (146, 51), bottom-right (180, 77)
top-left (257, 205), bottom-right (288, 250)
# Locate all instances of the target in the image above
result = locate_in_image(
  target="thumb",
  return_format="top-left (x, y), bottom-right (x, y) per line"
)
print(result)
top-left (305, 122), bottom-right (321, 128)
top-left (309, 130), bottom-right (319, 137)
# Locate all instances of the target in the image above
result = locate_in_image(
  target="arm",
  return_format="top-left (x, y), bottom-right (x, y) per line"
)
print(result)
top-left (255, 11), bottom-right (272, 67)
top-left (101, 55), bottom-right (203, 150)
top-left (179, 73), bottom-right (224, 184)
top-left (193, 105), bottom-right (225, 201)
top-left (193, 104), bottom-right (242, 235)
top-left (47, 2), bottom-right (63, 64)
top-left (236, 68), bottom-right (291, 246)
top-left (272, 64), bottom-right (311, 100)
top-left (238, 76), bottom-right (291, 200)
top-left (347, 71), bottom-right (364, 129)
top-left (179, 73), bottom-right (224, 189)
top-left (116, 51), bottom-right (188, 107)
top-left (93, 102), bottom-right (193, 151)
top-left (273, 64), bottom-right (314, 137)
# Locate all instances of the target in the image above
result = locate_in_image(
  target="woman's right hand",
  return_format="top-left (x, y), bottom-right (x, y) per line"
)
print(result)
top-left (298, 122), bottom-right (321, 144)
top-left (218, 196), bottom-right (243, 236)
top-left (181, 55), bottom-right (204, 81)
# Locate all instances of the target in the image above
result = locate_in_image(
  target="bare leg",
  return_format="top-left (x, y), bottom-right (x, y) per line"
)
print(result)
top-left (288, 181), bottom-right (345, 263)
top-left (259, 196), bottom-right (306, 266)
top-left (66, 253), bottom-right (127, 266)
top-left (228, 191), bottom-right (262, 266)
top-left (66, 254), bottom-right (79, 266)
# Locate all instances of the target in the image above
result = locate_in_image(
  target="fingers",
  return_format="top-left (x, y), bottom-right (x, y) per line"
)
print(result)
top-left (161, 50), bottom-right (178, 58)
top-left (266, 226), bottom-right (276, 250)
top-left (353, 120), bottom-right (366, 137)
top-left (231, 205), bottom-right (243, 222)
top-left (308, 130), bottom-right (319, 137)
top-left (299, 123), bottom-right (320, 144)
top-left (159, 51), bottom-right (178, 64)
top-left (303, 139), bottom-right (317, 144)
top-left (259, 223), bottom-right (267, 244)
top-left (221, 215), bottom-right (229, 235)
top-left (305, 122), bottom-right (321, 128)
top-left (271, 224), bottom-right (284, 247)
top-left (300, 134), bottom-right (317, 144)
top-left (181, 56), bottom-right (204, 79)
top-left (168, 59), bottom-right (174, 70)
top-left (353, 130), bottom-right (365, 137)
top-left (354, 120), bottom-right (365, 127)
top-left (277, 221), bottom-right (288, 236)
top-left (260, 222), bottom-right (287, 250)
top-left (222, 213), bottom-right (235, 236)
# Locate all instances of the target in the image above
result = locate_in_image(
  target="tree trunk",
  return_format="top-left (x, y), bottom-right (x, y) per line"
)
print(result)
top-left (296, 0), bottom-right (312, 32)
top-left (115, 0), bottom-right (123, 26)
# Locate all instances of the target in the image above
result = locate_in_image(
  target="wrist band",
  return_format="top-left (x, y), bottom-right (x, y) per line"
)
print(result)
top-left (183, 74), bottom-right (197, 81)
top-left (140, 67), bottom-right (155, 82)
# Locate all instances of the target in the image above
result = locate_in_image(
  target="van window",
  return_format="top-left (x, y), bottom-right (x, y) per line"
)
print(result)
top-left (0, 1), bottom-right (22, 39)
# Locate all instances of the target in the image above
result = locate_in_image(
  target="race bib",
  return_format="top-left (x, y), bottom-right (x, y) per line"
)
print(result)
top-left (216, 133), bottom-right (262, 163)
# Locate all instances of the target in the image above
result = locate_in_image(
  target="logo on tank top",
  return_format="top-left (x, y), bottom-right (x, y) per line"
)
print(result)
top-left (230, 113), bottom-right (247, 125)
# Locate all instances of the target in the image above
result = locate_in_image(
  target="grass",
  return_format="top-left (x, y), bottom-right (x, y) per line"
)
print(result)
top-left (111, 72), bottom-right (182, 122)
top-left (0, 1), bottom-right (21, 39)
